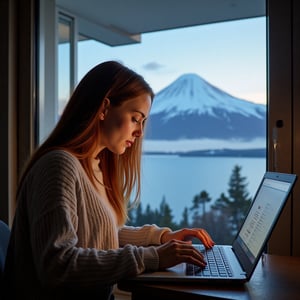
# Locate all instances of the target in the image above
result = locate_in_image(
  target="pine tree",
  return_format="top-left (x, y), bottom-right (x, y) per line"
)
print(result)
top-left (126, 205), bottom-right (135, 226)
top-left (179, 207), bottom-right (189, 228)
top-left (212, 165), bottom-right (252, 236)
top-left (157, 196), bottom-right (176, 229)
top-left (134, 203), bottom-right (144, 226)
top-left (143, 204), bottom-right (156, 224)
top-left (228, 165), bottom-right (252, 232)
top-left (190, 190), bottom-right (211, 227)
top-left (198, 190), bottom-right (211, 216)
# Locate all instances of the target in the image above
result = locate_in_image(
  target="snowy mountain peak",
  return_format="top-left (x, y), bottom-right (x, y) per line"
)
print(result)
top-left (151, 73), bottom-right (265, 119)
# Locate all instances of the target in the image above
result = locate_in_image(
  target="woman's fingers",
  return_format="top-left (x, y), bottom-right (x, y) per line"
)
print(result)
top-left (161, 228), bottom-right (215, 249)
top-left (195, 228), bottom-right (215, 248)
top-left (156, 239), bottom-right (207, 270)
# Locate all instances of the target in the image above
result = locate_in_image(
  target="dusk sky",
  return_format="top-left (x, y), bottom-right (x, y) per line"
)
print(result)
top-left (77, 16), bottom-right (266, 105)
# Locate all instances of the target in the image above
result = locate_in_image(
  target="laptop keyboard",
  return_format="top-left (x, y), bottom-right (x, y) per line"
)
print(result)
top-left (186, 245), bottom-right (233, 277)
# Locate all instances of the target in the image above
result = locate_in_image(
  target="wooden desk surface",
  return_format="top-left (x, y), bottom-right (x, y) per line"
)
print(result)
top-left (118, 254), bottom-right (300, 300)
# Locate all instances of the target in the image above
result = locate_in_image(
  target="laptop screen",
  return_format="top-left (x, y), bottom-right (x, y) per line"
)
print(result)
top-left (233, 172), bottom-right (296, 276)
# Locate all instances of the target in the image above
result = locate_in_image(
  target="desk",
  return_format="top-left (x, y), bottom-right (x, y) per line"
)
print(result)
top-left (118, 255), bottom-right (300, 300)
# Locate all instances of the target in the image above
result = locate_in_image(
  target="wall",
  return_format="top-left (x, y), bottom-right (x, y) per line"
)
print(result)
top-left (0, 0), bottom-right (36, 224)
top-left (267, 0), bottom-right (300, 256)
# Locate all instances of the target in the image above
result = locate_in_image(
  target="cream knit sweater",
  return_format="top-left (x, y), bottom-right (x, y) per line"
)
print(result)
top-left (4, 150), bottom-right (171, 299)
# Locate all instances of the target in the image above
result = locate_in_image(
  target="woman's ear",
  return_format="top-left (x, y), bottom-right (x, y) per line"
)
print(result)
top-left (103, 97), bottom-right (110, 109)
top-left (99, 113), bottom-right (105, 120)
top-left (99, 98), bottom-right (110, 120)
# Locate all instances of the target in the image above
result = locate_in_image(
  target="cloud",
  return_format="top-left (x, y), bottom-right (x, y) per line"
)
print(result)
top-left (143, 62), bottom-right (165, 71)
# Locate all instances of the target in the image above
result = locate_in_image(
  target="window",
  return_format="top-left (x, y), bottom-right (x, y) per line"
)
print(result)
top-left (38, 8), bottom-right (88, 143)
top-left (58, 14), bottom-right (76, 116)
top-left (40, 5), bottom-right (266, 245)
top-left (77, 18), bottom-right (267, 243)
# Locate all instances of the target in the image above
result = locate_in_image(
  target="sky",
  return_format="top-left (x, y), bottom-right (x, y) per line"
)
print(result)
top-left (76, 16), bottom-right (267, 105)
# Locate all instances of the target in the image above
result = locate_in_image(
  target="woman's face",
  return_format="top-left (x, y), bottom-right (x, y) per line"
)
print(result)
top-left (100, 93), bottom-right (152, 155)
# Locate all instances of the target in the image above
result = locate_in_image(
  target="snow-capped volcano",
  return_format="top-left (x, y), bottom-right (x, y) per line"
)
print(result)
top-left (145, 73), bottom-right (266, 142)
top-left (151, 73), bottom-right (265, 119)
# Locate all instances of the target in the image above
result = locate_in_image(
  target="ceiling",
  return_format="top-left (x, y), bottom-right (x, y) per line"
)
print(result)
top-left (56, 0), bottom-right (266, 46)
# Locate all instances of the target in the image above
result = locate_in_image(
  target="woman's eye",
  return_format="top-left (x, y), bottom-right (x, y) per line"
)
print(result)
top-left (132, 116), bottom-right (147, 126)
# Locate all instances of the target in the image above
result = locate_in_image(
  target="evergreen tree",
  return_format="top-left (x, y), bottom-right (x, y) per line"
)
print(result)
top-left (134, 203), bottom-right (144, 226)
top-left (143, 204), bottom-right (156, 224)
top-left (212, 192), bottom-right (231, 212)
top-left (190, 190), bottom-right (211, 227)
top-left (212, 165), bottom-right (252, 236)
top-left (179, 207), bottom-right (189, 228)
top-left (190, 194), bottom-right (201, 226)
top-left (157, 196), bottom-right (176, 229)
top-left (198, 190), bottom-right (211, 219)
top-left (202, 210), bottom-right (234, 244)
top-left (228, 165), bottom-right (252, 232)
top-left (126, 204), bottom-right (135, 226)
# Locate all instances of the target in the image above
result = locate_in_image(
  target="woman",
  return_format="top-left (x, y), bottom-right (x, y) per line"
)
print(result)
top-left (4, 61), bottom-right (214, 299)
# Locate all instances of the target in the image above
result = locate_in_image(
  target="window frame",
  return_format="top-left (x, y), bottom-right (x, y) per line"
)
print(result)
top-left (33, 0), bottom-right (299, 255)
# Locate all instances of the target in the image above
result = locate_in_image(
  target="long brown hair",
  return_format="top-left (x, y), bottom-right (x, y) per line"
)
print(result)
top-left (19, 61), bottom-right (154, 226)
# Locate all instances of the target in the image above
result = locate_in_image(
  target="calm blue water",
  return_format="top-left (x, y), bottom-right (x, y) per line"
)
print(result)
top-left (140, 155), bottom-right (266, 222)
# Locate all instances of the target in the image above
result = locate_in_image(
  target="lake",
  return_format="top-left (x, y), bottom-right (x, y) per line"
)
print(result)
top-left (139, 155), bottom-right (266, 222)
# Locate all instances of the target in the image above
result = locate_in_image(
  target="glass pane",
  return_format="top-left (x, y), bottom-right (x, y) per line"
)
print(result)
top-left (78, 17), bottom-right (266, 244)
top-left (58, 16), bottom-right (72, 119)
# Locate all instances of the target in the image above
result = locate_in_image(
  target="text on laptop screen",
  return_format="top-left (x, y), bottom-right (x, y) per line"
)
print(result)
top-left (237, 178), bottom-right (291, 263)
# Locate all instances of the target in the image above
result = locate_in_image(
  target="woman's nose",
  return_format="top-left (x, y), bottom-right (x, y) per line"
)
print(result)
top-left (134, 124), bottom-right (144, 138)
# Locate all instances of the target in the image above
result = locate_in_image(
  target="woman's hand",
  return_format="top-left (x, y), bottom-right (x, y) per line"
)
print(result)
top-left (156, 239), bottom-right (207, 270)
top-left (161, 228), bottom-right (215, 249)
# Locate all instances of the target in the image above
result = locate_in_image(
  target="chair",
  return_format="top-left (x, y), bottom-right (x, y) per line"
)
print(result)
top-left (0, 220), bottom-right (10, 274)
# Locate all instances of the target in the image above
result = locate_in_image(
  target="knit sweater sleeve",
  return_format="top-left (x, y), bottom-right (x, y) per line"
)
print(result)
top-left (22, 150), bottom-right (159, 289)
top-left (118, 225), bottom-right (172, 247)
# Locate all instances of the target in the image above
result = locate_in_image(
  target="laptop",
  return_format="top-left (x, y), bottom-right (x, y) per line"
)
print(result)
top-left (128, 171), bottom-right (297, 284)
